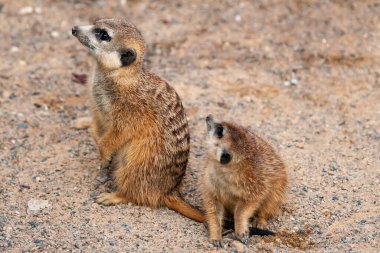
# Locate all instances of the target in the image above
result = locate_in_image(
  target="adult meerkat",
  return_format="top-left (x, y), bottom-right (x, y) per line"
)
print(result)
top-left (202, 115), bottom-right (287, 246)
top-left (71, 19), bottom-right (204, 222)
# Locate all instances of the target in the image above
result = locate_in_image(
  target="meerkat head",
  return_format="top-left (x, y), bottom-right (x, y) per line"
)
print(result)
top-left (205, 115), bottom-right (234, 165)
top-left (72, 19), bottom-right (145, 71)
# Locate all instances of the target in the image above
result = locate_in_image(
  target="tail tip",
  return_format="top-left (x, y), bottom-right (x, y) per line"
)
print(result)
top-left (249, 227), bottom-right (276, 236)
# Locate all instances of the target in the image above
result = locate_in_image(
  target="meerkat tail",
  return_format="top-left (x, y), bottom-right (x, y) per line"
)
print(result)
top-left (164, 193), bottom-right (205, 223)
top-left (223, 220), bottom-right (275, 236)
top-left (249, 227), bottom-right (275, 236)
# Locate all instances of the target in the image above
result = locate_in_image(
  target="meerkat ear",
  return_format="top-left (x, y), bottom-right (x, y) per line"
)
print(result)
top-left (120, 49), bottom-right (137, 66)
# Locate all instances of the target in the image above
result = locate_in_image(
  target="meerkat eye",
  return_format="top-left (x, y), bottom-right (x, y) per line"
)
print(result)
top-left (215, 124), bottom-right (224, 138)
top-left (94, 28), bottom-right (111, 42)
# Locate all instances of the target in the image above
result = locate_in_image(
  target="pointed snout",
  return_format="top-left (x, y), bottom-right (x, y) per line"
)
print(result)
top-left (72, 26), bottom-right (79, 36)
top-left (206, 114), bottom-right (214, 124)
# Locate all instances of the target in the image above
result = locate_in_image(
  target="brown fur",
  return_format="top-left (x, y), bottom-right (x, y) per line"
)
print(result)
top-left (201, 115), bottom-right (287, 246)
top-left (72, 19), bottom-right (204, 223)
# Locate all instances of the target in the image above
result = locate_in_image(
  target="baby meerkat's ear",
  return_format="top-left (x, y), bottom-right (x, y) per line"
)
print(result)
top-left (120, 49), bottom-right (137, 66)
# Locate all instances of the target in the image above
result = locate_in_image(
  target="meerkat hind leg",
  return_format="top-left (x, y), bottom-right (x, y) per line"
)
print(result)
top-left (234, 202), bottom-right (259, 244)
top-left (96, 192), bottom-right (130, 205)
top-left (255, 195), bottom-right (282, 229)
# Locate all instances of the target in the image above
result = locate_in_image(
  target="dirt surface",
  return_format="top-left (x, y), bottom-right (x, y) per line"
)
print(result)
top-left (1, 0), bottom-right (380, 252)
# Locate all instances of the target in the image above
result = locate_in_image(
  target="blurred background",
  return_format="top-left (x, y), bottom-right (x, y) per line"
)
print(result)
top-left (0, 0), bottom-right (379, 252)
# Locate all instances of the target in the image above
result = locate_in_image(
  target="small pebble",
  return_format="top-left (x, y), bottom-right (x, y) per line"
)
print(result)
top-left (290, 78), bottom-right (298, 85)
top-left (298, 229), bottom-right (305, 235)
top-left (322, 209), bottom-right (331, 217)
top-left (18, 6), bottom-right (33, 15)
top-left (51, 31), bottom-right (59, 38)
top-left (230, 240), bottom-right (246, 252)
top-left (27, 199), bottom-right (49, 213)
top-left (330, 161), bottom-right (339, 171)
top-left (0, 216), bottom-right (7, 228)
top-left (28, 221), bottom-right (39, 228)
top-left (96, 176), bottom-right (108, 184)
top-left (10, 46), bottom-right (19, 53)
top-left (17, 123), bottom-right (28, 129)
top-left (34, 239), bottom-right (43, 245)
top-left (34, 176), bottom-right (45, 182)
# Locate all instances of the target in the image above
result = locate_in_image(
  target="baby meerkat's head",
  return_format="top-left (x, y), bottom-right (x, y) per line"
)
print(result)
top-left (205, 115), bottom-right (234, 165)
top-left (72, 19), bottom-right (145, 70)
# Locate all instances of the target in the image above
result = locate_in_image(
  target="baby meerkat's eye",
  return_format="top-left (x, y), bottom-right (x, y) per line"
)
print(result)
top-left (215, 124), bottom-right (224, 138)
top-left (94, 28), bottom-right (111, 42)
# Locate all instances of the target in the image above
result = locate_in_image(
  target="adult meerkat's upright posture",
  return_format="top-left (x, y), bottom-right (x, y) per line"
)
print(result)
top-left (202, 115), bottom-right (287, 246)
top-left (72, 19), bottom-right (204, 222)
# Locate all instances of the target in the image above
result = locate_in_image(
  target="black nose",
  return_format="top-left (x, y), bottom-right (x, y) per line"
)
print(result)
top-left (72, 26), bottom-right (79, 36)
top-left (206, 114), bottom-right (214, 123)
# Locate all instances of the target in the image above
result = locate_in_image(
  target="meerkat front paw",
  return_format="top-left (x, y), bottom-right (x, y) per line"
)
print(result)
top-left (96, 192), bottom-right (115, 205)
top-left (256, 218), bottom-right (268, 229)
top-left (235, 230), bottom-right (250, 245)
top-left (96, 192), bottom-right (127, 205)
top-left (210, 239), bottom-right (223, 248)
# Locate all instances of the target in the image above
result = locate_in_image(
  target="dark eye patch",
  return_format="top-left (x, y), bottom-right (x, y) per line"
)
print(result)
top-left (214, 123), bottom-right (224, 138)
top-left (220, 150), bottom-right (232, 164)
top-left (94, 28), bottom-right (111, 42)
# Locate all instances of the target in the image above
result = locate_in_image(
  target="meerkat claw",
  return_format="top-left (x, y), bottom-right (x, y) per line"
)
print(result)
top-left (211, 240), bottom-right (223, 248)
top-left (99, 163), bottom-right (110, 170)
top-left (99, 158), bottom-right (111, 170)
top-left (96, 193), bottom-right (114, 205)
top-left (256, 219), bottom-right (268, 229)
top-left (237, 233), bottom-right (249, 245)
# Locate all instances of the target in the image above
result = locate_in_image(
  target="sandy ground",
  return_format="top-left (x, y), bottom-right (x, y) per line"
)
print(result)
top-left (1, 0), bottom-right (380, 252)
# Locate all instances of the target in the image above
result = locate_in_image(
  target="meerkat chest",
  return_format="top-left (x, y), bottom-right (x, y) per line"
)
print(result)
top-left (90, 71), bottom-right (116, 114)
top-left (92, 83), bottom-right (113, 113)
top-left (207, 166), bottom-right (240, 205)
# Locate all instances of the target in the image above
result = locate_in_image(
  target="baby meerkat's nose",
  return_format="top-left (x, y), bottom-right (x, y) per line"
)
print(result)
top-left (72, 26), bottom-right (79, 36)
top-left (206, 114), bottom-right (214, 123)
top-left (206, 114), bottom-right (214, 131)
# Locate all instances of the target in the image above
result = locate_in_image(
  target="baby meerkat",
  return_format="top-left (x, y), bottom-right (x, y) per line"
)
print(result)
top-left (201, 115), bottom-right (287, 246)
top-left (72, 19), bottom-right (204, 222)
